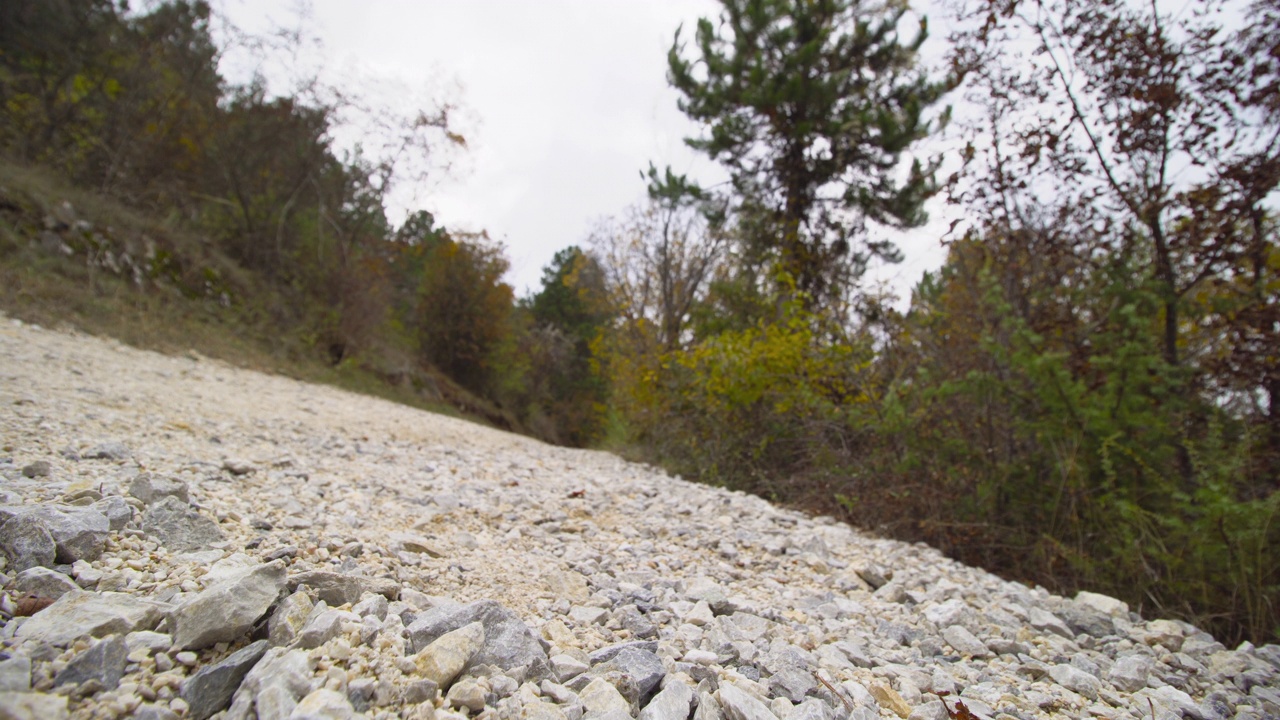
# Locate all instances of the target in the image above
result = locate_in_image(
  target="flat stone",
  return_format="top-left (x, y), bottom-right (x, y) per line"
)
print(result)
top-left (407, 599), bottom-right (549, 679)
top-left (390, 532), bottom-right (446, 557)
top-left (14, 566), bottom-right (79, 600)
top-left (1027, 608), bottom-right (1074, 639)
top-left (1074, 591), bottom-right (1129, 618)
top-left (181, 639), bottom-right (269, 720)
top-left (52, 633), bottom-right (126, 691)
top-left (940, 625), bottom-right (991, 658)
top-left (414, 621), bottom-right (485, 689)
top-left (768, 666), bottom-right (817, 703)
top-left (717, 684), bottom-right (778, 720)
top-left (869, 682), bottom-right (911, 719)
top-left (288, 570), bottom-right (399, 605)
top-left (168, 559), bottom-right (287, 650)
top-left (16, 590), bottom-right (169, 646)
top-left (142, 496), bottom-right (226, 554)
top-left (224, 646), bottom-right (313, 719)
top-left (1048, 663), bottom-right (1100, 700)
top-left (552, 654), bottom-right (590, 683)
top-left (0, 514), bottom-right (56, 571)
top-left (684, 577), bottom-right (731, 614)
top-left (790, 699), bottom-right (831, 720)
top-left (83, 442), bottom-right (130, 460)
top-left (128, 473), bottom-right (190, 505)
top-left (0, 690), bottom-right (69, 719)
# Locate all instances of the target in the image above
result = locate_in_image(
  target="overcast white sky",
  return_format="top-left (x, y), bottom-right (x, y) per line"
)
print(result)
top-left (217, 1), bottom-right (959, 302)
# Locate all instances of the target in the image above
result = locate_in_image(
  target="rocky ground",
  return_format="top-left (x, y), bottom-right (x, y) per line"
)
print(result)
top-left (0, 315), bottom-right (1276, 720)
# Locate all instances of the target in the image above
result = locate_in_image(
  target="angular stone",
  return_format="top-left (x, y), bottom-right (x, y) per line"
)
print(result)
top-left (0, 514), bottom-right (56, 571)
top-left (580, 677), bottom-right (632, 719)
top-left (168, 560), bottom-right (287, 650)
top-left (0, 691), bottom-right (69, 719)
top-left (795, 699), bottom-right (834, 720)
top-left (593, 647), bottom-right (666, 704)
top-left (142, 496), bottom-right (226, 554)
top-left (408, 600), bottom-right (549, 679)
top-left (14, 566), bottom-right (79, 600)
top-left (1074, 591), bottom-right (1129, 618)
top-left (869, 682), bottom-right (911, 719)
top-left (292, 688), bottom-right (356, 719)
top-left (546, 570), bottom-right (591, 603)
top-left (128, 474), bottom-right (190, 506)
top-left (769, 666), bottom-right (817, 703)
top-left (268, 590), bottom-right (314, 647)
top-left (0, 654), bottom-right (32, 692)
top-left (1048, 663), bottom-right (1100, 700)
top-left (415, 621), bottom-right (486, 688)
top-left (940, 626), bottom-right (991, 659)
top-left (20, 505), bottom-right (109, 563)
top-left (389, 532), bottom-right (447, 557)
top-left (298, 609), bottom-right (345, 649)
top-left (91, 496), bottom-right (132, 530)
top-left (1107, 654), bottom-right (1153, 692)
top-left (685, 577), bottom-right (730, 614)
top-left (1028, 608), bottom-right (1074, 639)
top-left (16, 590), bottom-right (169, 646)
top-left (21, 461), bottom-right (51, 478)
top-left (717, 684), bottom-right (778, 720)
top-left (590, 642), bottom-right (660, 665)
top-left (694, 691), bottom-right (723, 720)
top-left (447, 678), bottom-right (488, 712)
top-left (52, 634), bottom-right (126, 691)
top-left (181, 639), bottom-right (269, 720)
top-left (1056, 604), bottom-right (1115, 638)
top-left (552, 654), bottom-right (590, 683)
top-left (287, 570), bottom-right (400, 606)
top-left (225, 647), bottom-right (313, 720)
top-left (351, 593), bottom-right (388, 621)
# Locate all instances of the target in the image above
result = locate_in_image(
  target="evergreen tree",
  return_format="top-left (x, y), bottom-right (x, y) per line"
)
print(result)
top-left (668, 0), bottom-right (951, 305)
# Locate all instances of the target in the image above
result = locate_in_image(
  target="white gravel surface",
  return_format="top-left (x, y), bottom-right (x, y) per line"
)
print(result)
top-left (1, 315), bottom-right (1277, 720)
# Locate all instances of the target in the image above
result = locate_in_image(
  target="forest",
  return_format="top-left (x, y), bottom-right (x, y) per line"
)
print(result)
top-left (0, 0), bottom-right (1276, 645)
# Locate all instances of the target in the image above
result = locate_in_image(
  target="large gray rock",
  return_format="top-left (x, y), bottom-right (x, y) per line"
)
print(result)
top-left (287, 570), bottom-right (399, 606)
top-left (181, 639), bottom-right (269, 720)
top-left (168, 560), bottom-right (287, 650)
top-left (16, 506), bottom-right (109, 563)
top-left (407, 599), bottom-right (550, 679)
top-left (128, 473), bottom-right (190, 505)
top-left (0, 514), bottom-right (56, 571)
top-left (16, 590), bottom-right (169, 646)
top-left (940, 625), bottom-right (991, 659)
top-left (1048, 663), bottom-right (1100, 700)
top-left (52, 634), bottom-right (126, 691)
top-left (142, 496), bottom-right (226, 554)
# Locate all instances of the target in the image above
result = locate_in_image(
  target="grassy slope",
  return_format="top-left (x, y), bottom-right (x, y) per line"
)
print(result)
top-left (0, 160), bottom-right (513, 432)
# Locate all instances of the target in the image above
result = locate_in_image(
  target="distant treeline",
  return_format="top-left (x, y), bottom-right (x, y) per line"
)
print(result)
top-left (2, 0), bottom-right (1277, 644)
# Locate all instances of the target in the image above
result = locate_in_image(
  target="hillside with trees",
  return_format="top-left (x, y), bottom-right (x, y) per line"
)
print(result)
top-left (1, 0), bottom-right (1276, 644)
